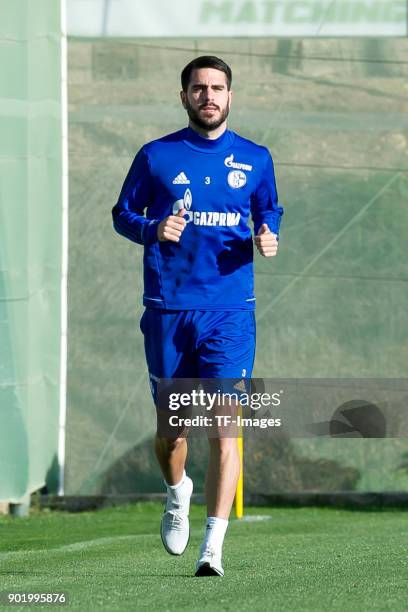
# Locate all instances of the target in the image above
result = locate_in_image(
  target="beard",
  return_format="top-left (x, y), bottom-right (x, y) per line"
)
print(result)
top-left (184, 98), bottom-right (230, 132)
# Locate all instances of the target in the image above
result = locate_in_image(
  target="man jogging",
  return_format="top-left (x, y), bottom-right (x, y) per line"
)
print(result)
top-left (112, 56), bottom-right (283, 577)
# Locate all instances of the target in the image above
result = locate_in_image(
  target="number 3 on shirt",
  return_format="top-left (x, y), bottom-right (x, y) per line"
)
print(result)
top-left (205, 176), bottom-right (211, 185)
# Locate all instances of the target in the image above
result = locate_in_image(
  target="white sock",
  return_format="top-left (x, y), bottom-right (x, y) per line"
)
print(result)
top-left (201, 516), bottom-right (228, 556)
top-left (164, 470), bottom-right (187, 508)
top-left (165, 469), bottom-right (186, 490)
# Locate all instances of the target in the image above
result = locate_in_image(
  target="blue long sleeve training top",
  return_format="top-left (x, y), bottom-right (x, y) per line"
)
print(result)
top-left (112, 127), bottom-right (283, 310)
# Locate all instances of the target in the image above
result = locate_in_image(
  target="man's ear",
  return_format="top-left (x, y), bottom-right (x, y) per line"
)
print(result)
top-left (180, 90), bottom-right (187, 109)
top-left (228, 89), bottom-right (233, 107)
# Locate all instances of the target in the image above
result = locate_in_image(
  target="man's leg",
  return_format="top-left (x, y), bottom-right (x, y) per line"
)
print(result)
top-left (155, 434), bottom-right (187, 485)
top-left (205, 437), bottom-right (240, 518)
top-left (140, 308), bottom-right (196, 556)
top-left (194, 309), bottom-right (256, 576)
top-left (195, 427), bottom-right (240, 577)
top-left (156, 432), bottom-right (194, 556)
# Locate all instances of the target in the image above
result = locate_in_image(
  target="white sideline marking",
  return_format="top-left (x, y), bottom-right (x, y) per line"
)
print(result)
top-left (0, 529), bottom-right (204, 561)
top-left (0, 534), bottom-right (152, 561)
top-left (235, 515), bottom-right (272, 523)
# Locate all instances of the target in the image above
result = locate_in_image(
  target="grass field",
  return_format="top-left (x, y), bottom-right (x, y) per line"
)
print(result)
top-left (0, 503), bottom-right (406, 611)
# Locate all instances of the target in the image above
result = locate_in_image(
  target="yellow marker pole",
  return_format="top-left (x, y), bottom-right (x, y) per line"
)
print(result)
top-left (235, 404), bottom-right (244, 518)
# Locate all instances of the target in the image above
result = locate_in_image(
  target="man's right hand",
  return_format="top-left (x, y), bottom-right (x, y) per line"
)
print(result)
top-left (157, 208), bottom-right (187, 242)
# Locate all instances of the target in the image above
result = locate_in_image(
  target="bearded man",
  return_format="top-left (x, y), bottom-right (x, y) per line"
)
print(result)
top-left (112, 55), bottom-right (284, 577)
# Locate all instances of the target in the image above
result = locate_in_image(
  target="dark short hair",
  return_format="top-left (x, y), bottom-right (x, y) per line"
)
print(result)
top-left (181, 56), bottom-right (232, 91)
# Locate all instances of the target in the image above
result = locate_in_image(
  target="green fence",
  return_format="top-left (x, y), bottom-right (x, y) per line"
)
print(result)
top-left (0, 0), bottom-right (62, 501)
top-left (1, 3), bottom-right (407, 507)
top-left (65, 37), bottom-right (408, 495)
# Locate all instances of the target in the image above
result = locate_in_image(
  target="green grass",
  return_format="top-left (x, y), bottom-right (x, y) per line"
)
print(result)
top-left (0, 504), bottom-right (407, 611)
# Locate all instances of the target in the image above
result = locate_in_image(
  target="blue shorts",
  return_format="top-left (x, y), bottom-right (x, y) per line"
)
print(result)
top-left (140, 309), bottom-right (256, 402)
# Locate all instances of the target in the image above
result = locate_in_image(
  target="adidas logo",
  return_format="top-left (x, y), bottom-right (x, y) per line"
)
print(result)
top-left (173, 172), bottom-right (190, 185)
top-left (234, 379), bottom-right (247, 392)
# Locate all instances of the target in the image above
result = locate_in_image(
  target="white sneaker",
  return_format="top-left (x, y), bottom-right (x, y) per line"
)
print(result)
top-left (160, 476), bottom-right (193, 555)
top-left (195, 544), bottom-right (224, 577)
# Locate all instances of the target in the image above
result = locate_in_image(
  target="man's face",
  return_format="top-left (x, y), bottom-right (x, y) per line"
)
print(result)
top-left (181, 67), bottom-right (232, 131)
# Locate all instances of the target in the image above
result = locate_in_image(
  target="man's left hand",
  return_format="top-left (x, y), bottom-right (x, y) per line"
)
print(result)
top-left (255, 223), bottom-right (279, 257)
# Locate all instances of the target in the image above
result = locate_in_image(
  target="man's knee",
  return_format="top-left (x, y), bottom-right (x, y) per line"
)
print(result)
top-left (208, 437), bottom-right (238, 454)
top-left (156, 434), bottom-right (187, 454)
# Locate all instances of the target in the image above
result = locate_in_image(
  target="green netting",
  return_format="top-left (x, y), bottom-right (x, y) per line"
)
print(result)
top-left (66, 37), bottom-right (408, 495)
top-left (0, 0), bottom-right (62, 501)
